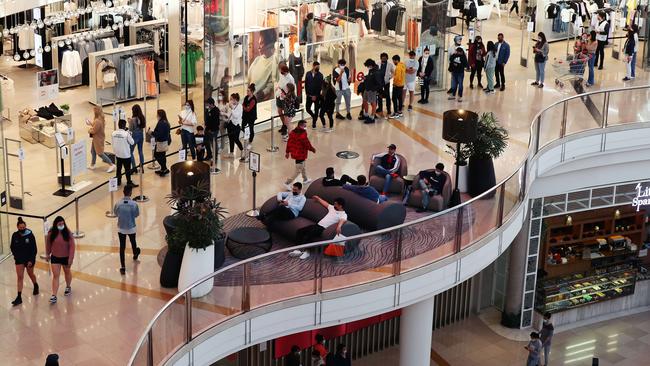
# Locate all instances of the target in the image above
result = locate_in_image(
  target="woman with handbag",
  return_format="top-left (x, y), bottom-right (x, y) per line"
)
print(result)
top-left (153, 109), bottom-right (172, 176)
top-left (86, 106), bottom-right (115, 172)
top-left (225, 93), bottom-right (245, 161)
top-left (178, 100), bottom-right (198, 160)
top-left (532, 32), bottom-right (549, 88)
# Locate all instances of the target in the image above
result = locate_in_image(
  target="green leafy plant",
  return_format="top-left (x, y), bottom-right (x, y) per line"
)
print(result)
top-left (445, 143), bottom-right (472, 164)
top-left (465, 112), bottom-right (509, 160)
top-left (60, 104), bottom-right (70, 112)
top-left (166, 180), bottom-right (226, 253)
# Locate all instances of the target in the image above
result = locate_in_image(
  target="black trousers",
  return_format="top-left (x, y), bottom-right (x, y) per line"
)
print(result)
top-left (470, 61), bottom-right (484, 86)
top-left (306, 96), bottom-right (321, 127)
top-left (263, 205), bottom-right (295, 227)
top-left (319, 105), bottom-right (334, 128)
top-left (420, 76), bottom-right (431, 101)
top-left (377, 83), bottom-right (391, 113)
top-left (227, 124), bottom-right (244, 153)
top-left (392, 86), bottom-right (404, 113)
top-left (595, 40), bottom-right (606, 68)
top-left (204, 130), bottom-right (218, 159)
top-left (154, 151), bottom-right (167, 171)
top-left (243, 118), bottom-right (255, 143)
top-left (340, 174), bottom-right (357, 185)
top-left (118, 233), bottom-right (137, 268)
top-left (116, 157), bottom-right (132, 185)
top-left (296, 224), bottom-right (325, 245)
top-left (510, 1), bottom-right (518, 14)
top-left (495, 63), bottom-right (506, 86)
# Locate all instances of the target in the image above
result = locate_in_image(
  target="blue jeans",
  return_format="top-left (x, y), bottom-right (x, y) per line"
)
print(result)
top-left (535, 61), bottom-right (546, 83)
top-left (130, 130), bottom-right (144, 169)
top-left (181, 129), bottom-right (196, 159)
top-left (587, 55), bottom-right (595, 85)
top-left (419, 179), bottom-right (439, 209)
top-left (450, 72), bottom-right (464, 97)
top-left (91, 144), bottom-right (112, 165)
top-left (631, 52), bottom-right (637, 78)
top-left (374, 166), bottom-right (394, 194)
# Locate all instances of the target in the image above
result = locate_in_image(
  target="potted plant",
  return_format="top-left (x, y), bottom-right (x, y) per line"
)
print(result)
top-left (166, 181), bottom-right (226, 298)
top-left (464, 112), bottom-right (508, 197)
top-left (445, 143), bottom-right (471, 193)
top-left (60, 104), bottom-right (70, 114)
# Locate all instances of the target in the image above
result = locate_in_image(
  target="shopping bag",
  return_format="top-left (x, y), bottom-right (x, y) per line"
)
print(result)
top-left (324, 234), bottom-right (347, 257)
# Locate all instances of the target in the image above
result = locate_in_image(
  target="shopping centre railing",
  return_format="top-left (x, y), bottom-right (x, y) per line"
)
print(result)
top-left (70, 85), bottom-right (646, 364)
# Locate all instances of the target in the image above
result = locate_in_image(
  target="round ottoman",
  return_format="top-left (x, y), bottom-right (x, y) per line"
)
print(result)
top-left (226, 227), bottom-right (272, 259)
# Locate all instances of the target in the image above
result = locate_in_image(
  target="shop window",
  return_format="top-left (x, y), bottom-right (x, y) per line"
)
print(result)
top-left (566, 190), bottom-right (590, 211)
top-left (530, 218), bottom-right (541, 237)
top-left (525, 274), bottom-right (536, 291)
top-left (524, 291), bottom-right (534, 309)
top-left (528, 237), bottom-right (539, 256)
top-left (521, 309), bottom-right (532, 327)
top-left (591, 186), bottom-right (614, 207)
top-left (531, 198), bottom-right (543, 218)
top-left (542, 194), bottom-right (566, 216)
top-left (615, 183), bottom-right (639, 204)
top-left (526, 256), bottom-right (537, 275)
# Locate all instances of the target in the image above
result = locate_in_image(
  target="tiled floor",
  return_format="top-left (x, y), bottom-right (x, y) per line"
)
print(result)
top-left (0, 13), bottom-right (647, 366)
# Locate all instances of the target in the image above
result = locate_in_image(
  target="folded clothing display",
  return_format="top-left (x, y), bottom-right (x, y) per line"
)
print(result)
top-left (34, 103), bottom-right (66, 120)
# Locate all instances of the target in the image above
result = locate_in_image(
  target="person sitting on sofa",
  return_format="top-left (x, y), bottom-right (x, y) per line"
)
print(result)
top-left (261, 183), bottom-right (306, 226)
top-left (291, 196), bottom-right (347, 260)
top-left (343, 175), bottom-right (388, 203)
top-left (323, 167), bottom-right (358, 187)
top-left (371, 144), bottom-right (401, 195)
top-left (416, 163), bottom-right (447, 213)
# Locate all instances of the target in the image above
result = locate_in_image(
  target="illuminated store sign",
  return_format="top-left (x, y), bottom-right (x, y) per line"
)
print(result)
top-left (632, 183), bottom-right (650, 212)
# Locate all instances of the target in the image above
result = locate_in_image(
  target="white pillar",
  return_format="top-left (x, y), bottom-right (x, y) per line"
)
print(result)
top-left (399, 297), bottom-right (435, 366)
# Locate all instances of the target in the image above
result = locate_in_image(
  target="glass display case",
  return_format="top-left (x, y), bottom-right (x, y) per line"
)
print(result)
top-left (536, 264), bottom-right (637, 314)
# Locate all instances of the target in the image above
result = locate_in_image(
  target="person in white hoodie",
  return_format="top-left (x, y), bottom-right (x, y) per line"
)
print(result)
top-left (112, 119), bottom-right (137, 187)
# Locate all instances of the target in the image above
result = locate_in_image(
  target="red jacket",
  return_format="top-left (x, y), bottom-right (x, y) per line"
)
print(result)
top-left (286, 127), bottom-right (315, 161)
top-left (468, 42), bottom-right (486, 68)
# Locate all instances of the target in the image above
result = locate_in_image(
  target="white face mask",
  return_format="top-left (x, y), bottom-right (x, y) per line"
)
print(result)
top-left (424, 53), bottom-right (430, 57)
top-left (185, 105), bottom-right (191, 110)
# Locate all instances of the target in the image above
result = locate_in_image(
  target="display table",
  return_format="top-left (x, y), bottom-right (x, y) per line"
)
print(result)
top-left (226, 227), bottom-right (272, 259)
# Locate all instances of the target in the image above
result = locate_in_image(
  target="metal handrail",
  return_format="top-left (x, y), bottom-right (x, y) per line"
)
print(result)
top-left (128, 85), bottom-right (650, 365)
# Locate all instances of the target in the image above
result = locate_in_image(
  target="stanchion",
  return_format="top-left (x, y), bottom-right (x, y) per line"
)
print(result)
top-left (266, 116), bottom-right (279, 152)
top-left (134, 161), bottom-right (149, 202)
top-left (246, 171), bottom-right (259, 217)
top-left (106, 190), bottom-right (117, 218)
top-left (72, 197), bottom-right (85, 238)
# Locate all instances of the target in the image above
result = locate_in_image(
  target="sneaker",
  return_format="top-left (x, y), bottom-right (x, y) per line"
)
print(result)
top-left (538, 84), bottom-right (544, 88)
top-left (488, 90), bottom-right (495, 94)
top-left (120, 268), bottom-right (126, 275)
top-left (133, 247), bottom-right (141, 261)
top-left (448, 95), bottom-right (456, 100)
top-left (106, 165), bottom-right (116, 173)
top-left (407, 105), bottom-right (413, 111)
top-left (623, 77), bottom-right (631, 81)
top-left (311, 125), bottom-right (317, 130)
top-left (346, 113), bottom-right (352, 120)
top-left (33, 283), bottom-right (39, 295)
top-left (49, 295), bottom-right (57, 304)
top-left (282, 135), bottom-right (289, 142)
top-left (446, 88), bottom-right (453, 94)
top-left (364, 118), bottom-right (375, 124)
top-left (303, 179), bottom-right (312, 185)
top-left (88, 164), bottom-right (96, 170)
top-left (11, 295), bottom-right (22, 306)
top-left (239, 157), bottom-right (246, 162)
top-left (299, 251), bottom-right (311, 260)
top-left (531, 81), bottom-right (539, 86)
top-left (289, 250), bottom-right (303, 258)
top-left (336, 113), bottom-right (345, 120)
top-left (284, 183), bottom-right (292, 191)
top-left (64, 286), bottom-right (71, 296)
top-left (457, 97), bottom-right (463, 102)
top-left (323, 128), bottom-right (333, 133)
top-left (358, 114), bottom-right (366, 121)
top-left (389, 113), bottom-right (399, 119)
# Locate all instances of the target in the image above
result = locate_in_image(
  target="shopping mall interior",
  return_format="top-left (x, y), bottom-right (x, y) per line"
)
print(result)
top-left (0, 1), bottom-right (649, 365)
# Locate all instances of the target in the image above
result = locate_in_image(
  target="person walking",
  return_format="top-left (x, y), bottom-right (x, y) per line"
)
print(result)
top-left (10, 217), bottom-right (39, 306)
top-left (525, 332), bottom-right (543, 366)
top-left (276, 65), bottom-right (295, 136)
top-left (86, 106), bottom-right (115, 172)
top-left (448, 47), bottom-right (469, 102)
top-left (484, 41), bottom-right (497, 94)
top-left (242, 83), bottom-right (258, 149)
top-left (226, 93), bottom-right (246, 161)
top-left (418, 47), bottom-right (434, 103)
top-left (532, 32), bottom-right (549, 88)
top-left (510, 0), bottom-right (519, 15)
top-left (404, 50), bottom-right (419, 111)
top-left (377, 52), bottom-right (395, 115)
top-left (623, 28), bottom-right (637, 81)
top-left (46, 216), bottom-right (75, 304)
top-left (281, 83), bottom-right (299, 142)
top-left (178, 100), bottom-right (198, 160)
top-left (153, 109), bottom-right (172, 176)
top-left (390, 55), bottom-right (406, 118)
top-left (494, 33), bottom-right (511, 91)
top-left (204, 97), bottom-right (220, 161)
top-left (112, 119), bottom-right (138, 187)
top-left (129, 104), bottom-right (146, 173)
top-left (319, 76), bottom-right (337, 132)
top-left (333, 59), bottom-right (353, 120)
top-left (114, 184), bottom-right (141, 275)
top-left (594, 11), bottom-right (609, 70)
top-left (284, 120), bottom-right (316, 189)
top-left (305, 61), bottom-right (324, 129)
top-left (585, 31), bottom-right (598, 87)
top-left (540, 312), bottom-right (554, 366)
top-left (468, 36), bottom-right (486, 89)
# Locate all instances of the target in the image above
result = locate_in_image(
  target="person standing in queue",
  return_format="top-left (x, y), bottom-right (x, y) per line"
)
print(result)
top-left (153, 109), bottom-right (172, 176)
top-left (46, 216), bottom-right (75, 304)
top-left (10, 217), bottom-right (39, 306)
top-left (178, 100), bottom-right (198, 160)
top-left (114, 184), bottom-right (141, 275)
top-left (129, 104), bottom-right (146, 173)
top-left (305, 61), bottom-right (324, 129)
top-left (204, 97), bottom-right (220, 162)
top-left (242, 83), bottom-right (258, 150)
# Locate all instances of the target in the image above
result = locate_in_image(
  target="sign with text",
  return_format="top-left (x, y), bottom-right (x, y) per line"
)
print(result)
top-left (37, 69), bottom-right (59, 101)
top-left (248, 151), bottom-right (260, 172)
top-left (178, 148), bottom-right (186, 162)
top-left (70, 140), bottom-right (87, 177)
top-left (108, 177), bottom-right (119, 192)
top-left (632, 183), bottom-right (650, 212)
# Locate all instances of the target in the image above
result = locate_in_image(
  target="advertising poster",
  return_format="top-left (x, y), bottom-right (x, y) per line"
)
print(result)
top-left (71, 140), bottom-right (87, 177)
top-left (37, 69), bottom-right (59, 101)
top-left (248, 27), bottom-right (279, 102)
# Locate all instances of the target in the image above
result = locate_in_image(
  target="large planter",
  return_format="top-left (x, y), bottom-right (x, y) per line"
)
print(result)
top-left (457, 162), bottom-right (469, 193)
top-left (160, 216), bottom-right (182, 288)
top-left (468, 157), bottom-right (496, 198)
top-left (178, 244), bottom-right (215, 298)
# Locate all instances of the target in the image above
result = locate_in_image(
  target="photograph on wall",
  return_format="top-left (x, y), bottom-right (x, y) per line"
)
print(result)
top-left (247, 27), bottom-right (279, 102)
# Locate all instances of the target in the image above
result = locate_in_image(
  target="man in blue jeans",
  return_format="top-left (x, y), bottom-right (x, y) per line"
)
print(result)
top-left (371, 144), bottom-right (401, 195)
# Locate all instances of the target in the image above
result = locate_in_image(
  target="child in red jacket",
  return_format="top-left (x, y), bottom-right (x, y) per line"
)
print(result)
top-left (284, 120), bottom-right (316, 189)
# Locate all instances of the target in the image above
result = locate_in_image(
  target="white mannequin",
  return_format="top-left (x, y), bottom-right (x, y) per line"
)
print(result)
top-left (293, 41), bottom-right (301, 57)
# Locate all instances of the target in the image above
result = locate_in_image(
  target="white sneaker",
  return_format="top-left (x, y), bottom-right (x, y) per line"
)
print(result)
top-left (303, 179), bottom-right (312, 185)
top-left (324, 128), bottom-right (333, 133)
top-left (106, 165), bottom-right (116, 173)
top-left (457, 97), bottom-right (463, 102)
top-left (289, 250), bottom-right (303, 258)
top-left (88, 165), bottom-right (96, 170)
top-left (447, 95), bottom-right (456, 100)
top-left (299, 251), bottom-right (310, 260)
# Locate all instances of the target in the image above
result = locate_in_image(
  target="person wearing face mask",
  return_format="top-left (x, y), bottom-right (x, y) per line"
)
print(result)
top-left (414, 163), bottom-right (447, 212)
top-left (153, 109), bottom-right (172, 176)
top-left (225, 93), bottom-right (246, 161)
top-left (390, 54), bottom-right (406, 118)
top-left (418, 47), bottom-right (434, 103)
top-left (404, 50), bottom-right (419, 111)
top-left (204, 97), bottom-right (220, 161)
top-left (448, 47), bottom-right (469, 102)
top-left (377, 52), bottom-right (395, 116)
top-left (178, 100), bottom-right (198, 160)
top-left (113, 184), bottom-right (141, 275)
top-left (112, 119), bottom-right (137, 188)
top-left (242, 84), bottom-right (258, 149)
top-left (10, 217), bottom-right (39, 306)
top-left (286, 345), bottom-right (302, 366)
top-left (539, 312), bottom-right (554, 366)
top-left (447, 35), bottom-right (464, 94)
top-left (327, 344), bottom-right (351, 366)
top-left (46, 216), bottom-right (75, 304)
top-left (277, 65), bottom-right (296, 136)
top-left (333, 59), bottom-right (352, 120)
top-left (284, 120), bottom-right (316, 189)
top-left (313, 334), bottom-right (328, 361)
top-left (260, 182), bottom-right (306, 228)
top-left (217, 90), bottom-right (231, 151)
top-left (468, 36), bottom-right (486, 90)
top-left (305, 61), bottom-right (324, 129)
top-left (361, 58), bottom-right (382, 123)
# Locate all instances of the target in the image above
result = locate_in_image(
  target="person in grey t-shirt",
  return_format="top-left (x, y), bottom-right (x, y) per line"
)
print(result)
top-left (404, 51), bottom-right (419, 111)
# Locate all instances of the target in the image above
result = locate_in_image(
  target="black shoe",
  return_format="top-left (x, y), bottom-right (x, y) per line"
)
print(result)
top-left (11, 295), bottom-right (22, 306)
top-left (358, 114), bottom-right (366, 121)
top-left (127, 182), bottom-right (139, 188)
top-left (335, 113), bottom-right (345, 120)
top-left (133, 247), bottom-right (141, 261)
top-left (598, 66), bottom-right (603, 70)
top-left (500, 85), bottom-right (505, 91)
top-left (364, 118), bottom-right (375, 124)
top-left (33, 283), bottom-right (39, 295)
top-left (478, 83), bottom-right (484, 89)
top-left (116, 181), bottom-right (122, 186)
top-left (422, 100), bottom-right (429, 104)
top-left (469, 84), bottom-right (474, 89)
top-left (120, 268), bottom-right (126, 275)
top-left (446, 88), bottom-right (453, 94)
top-left (494, 83), bottom-right (501, 89)
top-left (376, 108), bottom-right (383, 113)
top-left (346, 113), bottom-right (352, 120)
top-left (417, 99), bottom-right (425, 103)
top-left (416, 208), bottom-right (426, 213)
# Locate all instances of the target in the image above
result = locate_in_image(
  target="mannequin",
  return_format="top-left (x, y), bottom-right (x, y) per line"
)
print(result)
top-left (288, 42), bottom-right (305, 98)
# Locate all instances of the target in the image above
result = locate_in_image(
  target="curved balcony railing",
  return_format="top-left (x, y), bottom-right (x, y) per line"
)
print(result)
top-left (128, 85), bottom-right (650, 366)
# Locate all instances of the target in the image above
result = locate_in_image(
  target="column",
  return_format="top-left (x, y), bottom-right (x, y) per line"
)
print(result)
top-left (399, 297), bottom-right (435, 366)
top-left (502, 215), bottom-right (530, 327)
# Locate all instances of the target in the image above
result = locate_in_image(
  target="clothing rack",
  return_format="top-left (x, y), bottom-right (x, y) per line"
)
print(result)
top-left (128, 19), bottom-right (169, 75)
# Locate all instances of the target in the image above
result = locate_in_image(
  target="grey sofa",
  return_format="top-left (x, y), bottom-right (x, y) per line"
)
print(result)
top-left (406, 170), bottom-right (453, 212)
top-left (305, 178), bottom-right (406, 231)
top-left (368, 153), bottom-right (408, 195)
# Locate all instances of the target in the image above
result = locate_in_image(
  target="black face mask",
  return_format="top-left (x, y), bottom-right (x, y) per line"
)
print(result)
top-left (18, 229), bottom-right (26, 234)
top-left (292, 191), bottom-right (299, 196)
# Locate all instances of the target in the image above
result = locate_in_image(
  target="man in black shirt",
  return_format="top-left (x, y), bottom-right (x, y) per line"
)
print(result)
top-left (415, 163), bottom-right (446, 212)
top-left (204, 97), bottom-right (220, 160)
top-left (305, 61), bottom-right (324, 128)
top-left (323, 167), bottom-right (357, 186)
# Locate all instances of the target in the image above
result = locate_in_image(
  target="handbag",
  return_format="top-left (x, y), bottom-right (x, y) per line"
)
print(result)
top-left (324, 234), bottom-right (347, 257)
top-left (155, 141), bottom-right (169, 153)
